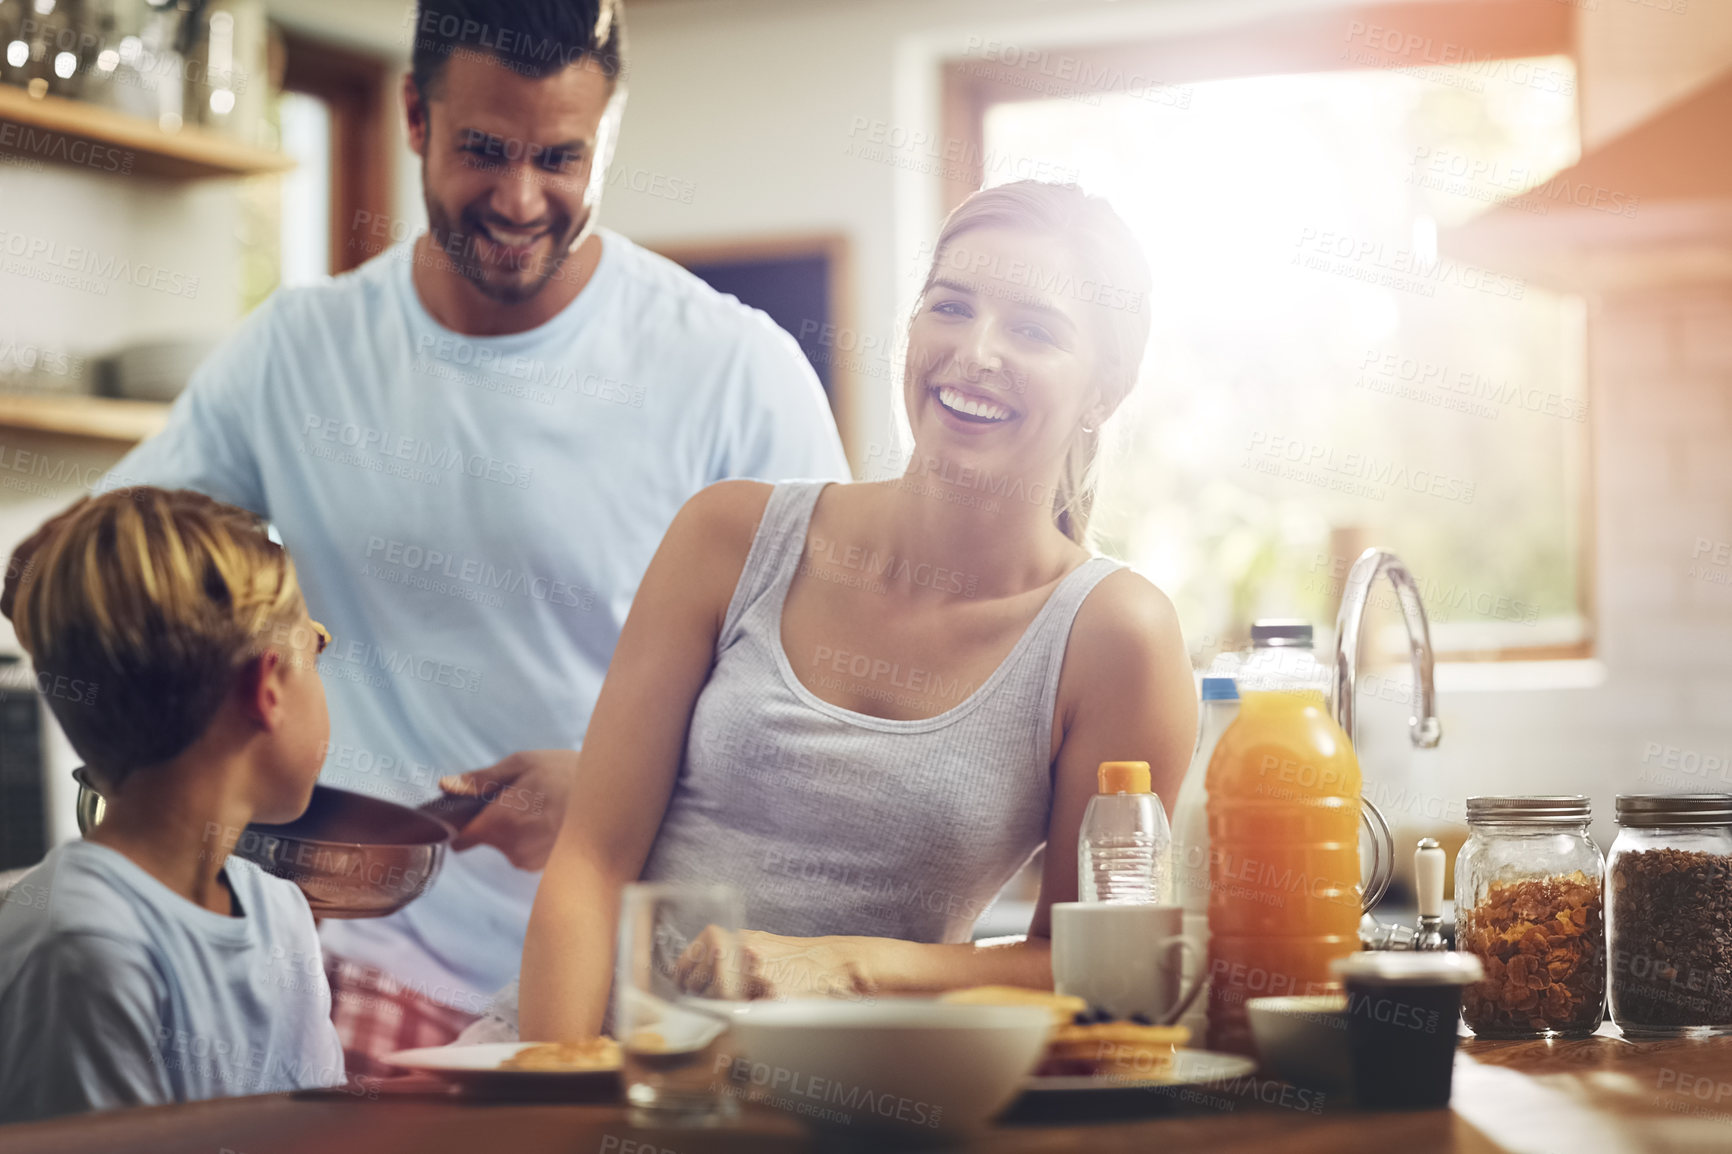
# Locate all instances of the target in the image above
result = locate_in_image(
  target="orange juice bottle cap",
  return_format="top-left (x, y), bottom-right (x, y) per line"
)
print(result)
top-left (1097, 760), bottom-right (1151, 794)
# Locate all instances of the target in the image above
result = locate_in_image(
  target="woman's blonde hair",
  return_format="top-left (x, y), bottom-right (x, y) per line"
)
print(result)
top-left (1, 488), bottom-right (305, 783)
top-left (915, 181), bottom-right (1153, 544)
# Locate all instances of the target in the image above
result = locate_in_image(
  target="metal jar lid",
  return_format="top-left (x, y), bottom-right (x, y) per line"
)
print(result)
top-left (1615, 794), bottom-right (1732, 827)
top-left (1466, 795), bottom-right (1591, 825)
top-left (1331, 950), bottom-right (1484, 987)
top-left (1250, 619), bottom-right (1313, 648)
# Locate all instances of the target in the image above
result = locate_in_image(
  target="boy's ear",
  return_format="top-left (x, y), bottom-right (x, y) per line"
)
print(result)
top-left (235, 651), bottom-right (284, 728)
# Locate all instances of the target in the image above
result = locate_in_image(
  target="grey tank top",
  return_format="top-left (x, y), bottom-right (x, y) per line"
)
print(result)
top-left (638, 480), bottom-right (1124, 943)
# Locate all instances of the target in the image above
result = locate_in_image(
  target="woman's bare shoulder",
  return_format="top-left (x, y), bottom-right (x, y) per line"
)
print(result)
top-left (678, 480), bottom-right (776, 544)
top-left (1068, 566), bottom-right (1188, 672)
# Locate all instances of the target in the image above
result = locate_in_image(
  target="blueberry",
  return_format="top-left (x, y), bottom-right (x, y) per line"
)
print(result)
top-left (1130, 1012), bottom-right (1152, 1025)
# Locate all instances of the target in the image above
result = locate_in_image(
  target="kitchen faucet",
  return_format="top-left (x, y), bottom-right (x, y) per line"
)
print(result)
top-left (1331, 548), bottom-right (1444, 754)
top-left (1333, 548), bottom-right (1444, 945)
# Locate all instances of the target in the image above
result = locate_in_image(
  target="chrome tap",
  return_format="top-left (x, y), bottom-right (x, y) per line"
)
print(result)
top-left (1331, 548), bottom-right (1443, 753)
top-left (1335, 548), bottom-right (1443, 949)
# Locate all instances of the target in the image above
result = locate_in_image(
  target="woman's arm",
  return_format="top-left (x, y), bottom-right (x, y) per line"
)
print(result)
top-left (1027, 568), bottom-right (1197, 940)
top-left (518, 481), bottom-right (771, 1041)
top-left (739, 569), bottom-right (1197, 997)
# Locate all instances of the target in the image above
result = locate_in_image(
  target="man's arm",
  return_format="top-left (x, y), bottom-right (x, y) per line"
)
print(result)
top-left (98, 302), bottom-right (275, 514)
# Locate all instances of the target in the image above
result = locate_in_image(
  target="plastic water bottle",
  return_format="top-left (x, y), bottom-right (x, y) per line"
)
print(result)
top-left (1172, 677), bottom-right (1240, 1038)
top-left (1173, 677), bottom-right (1242, 917)
top-left (1078, 761), bottom-right (1171, 903)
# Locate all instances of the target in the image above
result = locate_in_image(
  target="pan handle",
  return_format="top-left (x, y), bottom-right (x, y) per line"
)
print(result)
top-left (416, 790), bottom-right (490, 832)
top-left (79, 764), bottom-right (491, 837)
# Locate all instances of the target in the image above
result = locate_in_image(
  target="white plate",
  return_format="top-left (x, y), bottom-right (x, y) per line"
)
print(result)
top-left (382, 1042), bottom-right (621, 1088)
top-left (1022, 1048), bottom-right (1257, 1095)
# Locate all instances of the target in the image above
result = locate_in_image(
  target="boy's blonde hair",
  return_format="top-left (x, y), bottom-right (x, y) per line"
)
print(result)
top-left (1, 488), bottom-right (306, 784)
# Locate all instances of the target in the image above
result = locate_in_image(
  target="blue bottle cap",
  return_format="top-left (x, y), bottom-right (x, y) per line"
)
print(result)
top-left (1200, 677), bottom-right (1239, 701)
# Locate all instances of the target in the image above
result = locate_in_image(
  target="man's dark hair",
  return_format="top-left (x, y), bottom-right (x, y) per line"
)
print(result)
top-left (411, 0), bottom-right (626, 99)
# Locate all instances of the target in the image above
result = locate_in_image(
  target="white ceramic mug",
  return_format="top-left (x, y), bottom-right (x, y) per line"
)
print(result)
top-left (1051, 902), bottom-right (1205, 1025)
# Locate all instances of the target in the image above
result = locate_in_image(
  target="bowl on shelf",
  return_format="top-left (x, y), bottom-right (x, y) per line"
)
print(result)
top-left (101, 336), bottom-right (222, 403)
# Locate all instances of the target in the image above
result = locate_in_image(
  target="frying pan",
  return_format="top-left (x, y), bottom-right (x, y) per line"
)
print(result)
top-left (73, 768), bottom-right (488, 918)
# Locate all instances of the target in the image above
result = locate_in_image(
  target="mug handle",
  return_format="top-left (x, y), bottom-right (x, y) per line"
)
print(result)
top-left (1158, 938), bottom-right (1208, 1029)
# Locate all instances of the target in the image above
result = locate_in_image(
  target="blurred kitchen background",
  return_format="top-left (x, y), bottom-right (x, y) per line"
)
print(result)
top-left (0, 0), bottom-right (1727, 906)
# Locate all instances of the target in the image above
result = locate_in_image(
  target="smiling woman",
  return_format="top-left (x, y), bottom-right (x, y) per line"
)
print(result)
top-left (906, 183), bottom-right (1153, 543)
top-left (516, 181), bottom-right (1197, 1043)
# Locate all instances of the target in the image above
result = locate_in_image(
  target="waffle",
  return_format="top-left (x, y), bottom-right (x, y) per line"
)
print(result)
top-left (939, 987), bottom-right (1187, 1078)
top-left (1042, 1020), bottom-right (1189, 1077)
top-left (939, 985), bottom-right (1087, 1029)
top-left (498, 1037), bottom-right (621, 1072)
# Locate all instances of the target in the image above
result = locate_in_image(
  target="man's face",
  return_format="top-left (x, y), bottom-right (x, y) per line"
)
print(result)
top-left (407, 51), bottom-right (618, 306)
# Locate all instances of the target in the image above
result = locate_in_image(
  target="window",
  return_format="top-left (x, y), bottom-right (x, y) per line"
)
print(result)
top-left (278, 92), bottom-right (333, 288)
top-left (279, 33), bottom-right (391, 278)
top-left (978, 55), bottom-right (1590, 661)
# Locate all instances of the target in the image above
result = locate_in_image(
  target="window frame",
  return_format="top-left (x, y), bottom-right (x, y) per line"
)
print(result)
top-left (279, 31), bottom-right (393, 277)
top-left (938, 0), bottom-right (1594, 663)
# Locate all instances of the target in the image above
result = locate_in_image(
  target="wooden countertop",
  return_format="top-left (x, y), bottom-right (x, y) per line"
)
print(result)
top-left (2, 1028), bottom-right (1725, 1153)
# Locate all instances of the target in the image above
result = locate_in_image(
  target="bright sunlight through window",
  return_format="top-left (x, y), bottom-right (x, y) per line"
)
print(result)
top-left (985, 55), bottom-right (1589, 661)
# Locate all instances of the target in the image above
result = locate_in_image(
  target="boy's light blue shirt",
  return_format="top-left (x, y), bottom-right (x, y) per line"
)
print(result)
top-left (0, 841), bottom-right (344, 1123)
top-left (101, 231), bottom-right (849, 1005)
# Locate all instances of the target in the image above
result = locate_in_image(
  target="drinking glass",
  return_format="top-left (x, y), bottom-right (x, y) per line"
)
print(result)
top-left (615, 882), bottom-right (745, 1121)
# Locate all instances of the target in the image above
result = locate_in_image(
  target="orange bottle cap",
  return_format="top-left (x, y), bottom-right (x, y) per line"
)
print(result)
top-left (1097, 760), bottom-right (1151, 794)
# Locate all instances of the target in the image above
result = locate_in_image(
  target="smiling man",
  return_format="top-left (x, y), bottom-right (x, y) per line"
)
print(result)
top-left (97, 0), bottom-right (845, 1074)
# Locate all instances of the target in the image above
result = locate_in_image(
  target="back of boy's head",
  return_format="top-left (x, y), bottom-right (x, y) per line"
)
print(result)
top-left (0, 488), bottom-right (305, 786)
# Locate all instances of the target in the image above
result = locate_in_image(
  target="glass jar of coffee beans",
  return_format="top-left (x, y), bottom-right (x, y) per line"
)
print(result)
top-left (1608, 795), bottom-right (1732, 1038)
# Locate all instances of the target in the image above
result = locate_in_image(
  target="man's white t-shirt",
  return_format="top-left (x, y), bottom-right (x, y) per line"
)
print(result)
top-left (104, 230), bottom-right (848, 1006)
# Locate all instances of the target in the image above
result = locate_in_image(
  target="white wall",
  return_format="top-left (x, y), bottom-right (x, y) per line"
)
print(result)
top-left (0, 170), bottom-right (245, 654)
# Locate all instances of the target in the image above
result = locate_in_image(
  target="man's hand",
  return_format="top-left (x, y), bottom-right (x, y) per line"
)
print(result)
top-left (437, 749), bottom-right (579, 871)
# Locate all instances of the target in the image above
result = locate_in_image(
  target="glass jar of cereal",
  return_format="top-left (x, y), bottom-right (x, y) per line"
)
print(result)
top-left (1455, 796), bottom-right (1605, 1038)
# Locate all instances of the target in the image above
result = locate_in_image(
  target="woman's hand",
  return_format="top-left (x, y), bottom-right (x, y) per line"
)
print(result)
top-left (675, 929), bottom-right (876, 1001)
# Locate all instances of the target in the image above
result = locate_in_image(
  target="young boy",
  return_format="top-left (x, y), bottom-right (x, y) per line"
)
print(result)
top-left (0, 488), bottom-right (344, 1123)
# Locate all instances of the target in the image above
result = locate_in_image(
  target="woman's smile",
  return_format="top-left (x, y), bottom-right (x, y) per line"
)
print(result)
top-left (932, 382), bottom-right (1020, 427)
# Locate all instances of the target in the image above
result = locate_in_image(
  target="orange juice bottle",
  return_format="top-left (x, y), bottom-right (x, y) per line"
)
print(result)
top-left (1205, 622), bottom-right (1362, 1055)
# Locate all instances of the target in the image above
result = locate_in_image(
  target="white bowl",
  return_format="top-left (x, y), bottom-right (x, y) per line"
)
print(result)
top-left (1247, 994), bottom-right (1351, 1094)
top-left (722, 998), bottom-right (1051, 1137)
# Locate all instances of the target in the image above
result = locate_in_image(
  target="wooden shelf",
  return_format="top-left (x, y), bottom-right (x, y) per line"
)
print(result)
top-left (0, 395), bottom-right (169, 443)
top-left (0, 84), bottom-right (293, 181)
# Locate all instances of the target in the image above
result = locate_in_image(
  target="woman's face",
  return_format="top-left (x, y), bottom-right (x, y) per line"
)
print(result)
top-left (903, 226), bottom-right (1105, 489)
